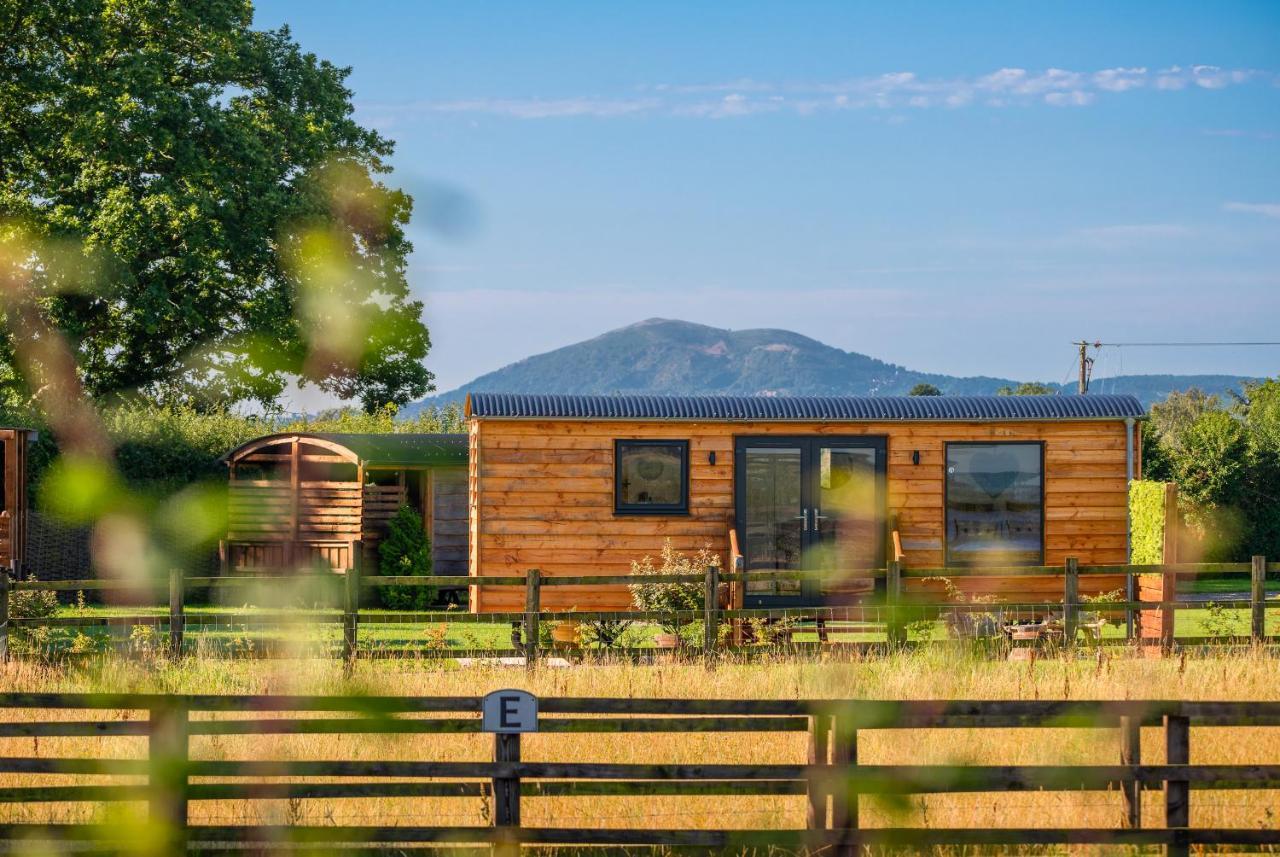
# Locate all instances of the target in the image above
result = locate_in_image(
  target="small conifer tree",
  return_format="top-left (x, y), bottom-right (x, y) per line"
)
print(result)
top-left (379, 505), bottom-right (434, 609)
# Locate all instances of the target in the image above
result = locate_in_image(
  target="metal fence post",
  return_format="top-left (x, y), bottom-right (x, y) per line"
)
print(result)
top-left (1165, 714), bottom-right (1190, 857)
top-left (1251, 555), bottom-right (1266, 645)
top-left (493, 731), bottom-right (521, 857)
top-left (1120, 715), bottom-right (1141, 829)
top-left (168, 568), bottom-right (184, 660)
top-left (703, 564), bottom-right (719, 667)
top-left (343, 550), bottom-right (361, 663)
top-left (1064, 557), bottom-right (1079, 649)
top-left (148, 700), bottom-right (189, 854)
top-left (524, 569), bottom-right (540, 669)
top-left (0, 570), bottom-right (9, 662)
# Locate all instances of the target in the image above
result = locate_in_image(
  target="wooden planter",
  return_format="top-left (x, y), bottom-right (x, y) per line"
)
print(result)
top-left (652, 632), bottom-right (680, 649)
top-left (551, 621), bottom-right (580, 648)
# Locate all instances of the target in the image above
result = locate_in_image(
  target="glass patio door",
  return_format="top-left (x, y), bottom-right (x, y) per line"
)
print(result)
top-left (735, 437), bottom-right (885, 606)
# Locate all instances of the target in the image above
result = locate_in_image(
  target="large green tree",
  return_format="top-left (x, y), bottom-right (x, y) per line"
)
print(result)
top-left (0, 0), bottom-right (432, 411)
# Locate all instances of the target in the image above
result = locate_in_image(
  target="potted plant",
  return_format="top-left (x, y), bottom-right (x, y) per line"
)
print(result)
top-left (628, 540), bottom-right (721, 650)
top-left (551, 612), bottom-right (581, 648)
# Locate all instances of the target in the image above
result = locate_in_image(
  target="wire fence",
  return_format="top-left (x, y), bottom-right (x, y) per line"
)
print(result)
top-left (1, 557), bottom-right (1276, 662)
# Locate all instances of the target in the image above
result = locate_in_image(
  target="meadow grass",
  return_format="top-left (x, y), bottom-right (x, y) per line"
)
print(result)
top-left (0, 646), bottom-right (1276, 847)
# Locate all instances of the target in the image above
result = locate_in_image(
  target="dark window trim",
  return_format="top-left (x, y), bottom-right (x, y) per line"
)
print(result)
top-left (943, 440), bottom-right (1046, 568)
top-left (614, 439), bottom-right (690, 516)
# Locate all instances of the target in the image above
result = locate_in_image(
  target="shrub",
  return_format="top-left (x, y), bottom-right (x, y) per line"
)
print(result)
top-left (1129, 480), bottom-right (1168, 565)
top-left (628, 540), bottom-right (719, 636)
top-left (378, 505), bottom-right (434, 610)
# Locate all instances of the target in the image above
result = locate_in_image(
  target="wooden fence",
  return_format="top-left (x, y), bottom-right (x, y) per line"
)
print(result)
top-left (1, 553), bottom-right (1275, 662)
top-left (0, 693), bottom-right (1275, 854)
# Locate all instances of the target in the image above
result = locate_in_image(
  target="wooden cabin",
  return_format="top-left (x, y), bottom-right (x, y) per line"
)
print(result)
top-left (464, 393), bottom-right (1145, 612)
top-left (222, 433), bottom-right (468, 575)
top-left (0, 427), bottom-right (35, 573)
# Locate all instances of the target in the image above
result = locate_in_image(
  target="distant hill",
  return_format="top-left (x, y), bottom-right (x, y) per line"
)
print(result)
top-left (409, 318), bottom-right (1255, 411)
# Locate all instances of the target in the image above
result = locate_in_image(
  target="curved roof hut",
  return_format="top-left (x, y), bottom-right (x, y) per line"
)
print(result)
top-left (222, 433), bottom-right (468, 575)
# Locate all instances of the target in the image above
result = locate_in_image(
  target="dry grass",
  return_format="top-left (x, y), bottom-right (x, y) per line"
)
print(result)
top-left (0, 648), bottom-right (1276, 846)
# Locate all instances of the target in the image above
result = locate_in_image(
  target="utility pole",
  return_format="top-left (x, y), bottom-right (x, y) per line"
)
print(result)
top-left (1074, 341), bottom-right (1097, 394)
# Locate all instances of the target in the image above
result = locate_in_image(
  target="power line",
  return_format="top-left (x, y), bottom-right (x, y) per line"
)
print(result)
top-left (1090, 341), bottom-right (1280, 347)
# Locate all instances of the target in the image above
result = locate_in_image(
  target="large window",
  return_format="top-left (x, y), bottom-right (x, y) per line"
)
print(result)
top-left (945, 442), bottom-right (1043, 566)
top-left (615, 440), bottom-right (689, 515)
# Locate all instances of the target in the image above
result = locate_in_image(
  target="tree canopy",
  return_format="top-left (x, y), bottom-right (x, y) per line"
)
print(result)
top-left (908, 383), bottom-right (942, 396)
top-left (996, 382), bottom-right (1057, 396)
top-left (1145, 380), bottom-right (1280, 560)
top-left (0, 0), bottom-right (432, 412)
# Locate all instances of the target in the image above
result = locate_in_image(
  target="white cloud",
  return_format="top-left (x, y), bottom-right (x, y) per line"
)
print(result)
top-left (368, 64), bottom-right (1273, 121)
top-left (1044, 90), bottom-right (1095, 107)
top-left (1223, 201), bottom-right (1280, 219)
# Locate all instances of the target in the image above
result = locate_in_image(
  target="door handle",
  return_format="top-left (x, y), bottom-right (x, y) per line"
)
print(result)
top-left (793, 509), bottom-right (810, 531)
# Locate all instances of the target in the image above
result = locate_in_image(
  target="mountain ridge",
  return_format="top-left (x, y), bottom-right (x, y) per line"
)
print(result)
top-left (409, 318), bottom-right (1255, 410)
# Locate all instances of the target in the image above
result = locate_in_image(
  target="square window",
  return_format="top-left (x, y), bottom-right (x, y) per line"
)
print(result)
top-left (615, 440), bottom-right (689, 515)
top-left (945, 442), bottom-right (1043, 566)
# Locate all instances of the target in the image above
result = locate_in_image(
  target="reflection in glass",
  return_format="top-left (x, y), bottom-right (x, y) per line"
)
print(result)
top-left (945, 443), bottom-right (1043, 566)
top-left (743, 448), bottom-right (803, 595)
top-left (813, 447), bottom-right (879, 593)
top-left (617, 442), bottom-right (685, 509)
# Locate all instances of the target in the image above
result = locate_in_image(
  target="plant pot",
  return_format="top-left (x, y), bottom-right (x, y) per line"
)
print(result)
top-left (653, 632), bottom-right (680, 649)
top-left (551, 621), bottom-right (580, 648)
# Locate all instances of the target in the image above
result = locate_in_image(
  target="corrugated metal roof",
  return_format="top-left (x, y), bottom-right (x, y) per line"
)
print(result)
top-left (466, 392), bottom-right (1145, 422)
top-left (224, 433), bottom-right (468, 467)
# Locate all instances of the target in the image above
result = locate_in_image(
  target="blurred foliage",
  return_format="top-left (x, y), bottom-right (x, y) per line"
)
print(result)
top-left (1143, 380), bottom-right (1280, 561)
top-left (1128, 480), bottom-right (1167, 565)
top-left (0, 0), bottom-right (431, 412)
top-left (378, 504), bottom-right (434, 610)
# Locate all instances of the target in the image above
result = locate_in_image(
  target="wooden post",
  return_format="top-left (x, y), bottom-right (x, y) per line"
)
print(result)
top-left (1160, 483), bottom-right (1178, 653)
top-left (493, 731), bottom-right (521, 857)
top-left (806, 714), bottom-right (831, 831)
top-left (1120, 715), bottom-right (1141, 829)
top-left (886, 560), bottom-right (904, 647)
top-left (1165, 714), bottom-right (1190, 857)
top-left (1251, 555), bottom-right (1266, 645)
top-left (168, 568), bottom-right (184, 660)
top-left (343, 550), bottom-right (360, 663)
top-left (148, 701), bottom-right (189, 854)
top-left (703, 564), bottom-right (719, 667)
top-left (524, 569), bottom-right (540, 669)
top-left (830, 715), bottom-right (858, 856)
top-left (1063, 557), bottom-right (1079, 649)
top-left (0, 569), bottom-right (9, 662)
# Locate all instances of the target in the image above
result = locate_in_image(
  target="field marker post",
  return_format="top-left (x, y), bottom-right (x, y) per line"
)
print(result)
top-left (0, 568), bottom-right (9, 661)
top-left (1063, 557), bottom-right (1079, 650)
top-left (806, 714), bottom-right (831, 831)
top-left (886, 560), bottom-right (904, 647)
top-left (524, 569), bottom-right (540, 669)
top-left (168, 568), bottom-right (184, 660)
top-left (343, 549), bottom-right (361, 664)
top-left (483, 689), bottom-right (535, 857)
top-left (1165, 713), bottom-right (1190, 857)
top-left (148, 699), bottom-right (189, 854)
top-left (1251, 555), bottom-right (1266, 645)
top-left (1120, 714), bottom-right (1141, 829)
top-left (830, 708), bottom-right (859, 855)
top-left (703, 563), bottom-right (719, 667)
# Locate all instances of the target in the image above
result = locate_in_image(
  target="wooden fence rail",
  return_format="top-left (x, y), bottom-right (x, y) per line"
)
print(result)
top-left (4, 555), bottom-right (1276, 663)
top-left (0, 694), bottom-right (1275, 855)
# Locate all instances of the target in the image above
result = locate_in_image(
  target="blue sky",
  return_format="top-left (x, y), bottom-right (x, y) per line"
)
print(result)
top-left (255, 1), bottom-right (1280, 400)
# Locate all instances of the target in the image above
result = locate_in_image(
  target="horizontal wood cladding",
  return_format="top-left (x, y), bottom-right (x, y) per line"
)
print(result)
top-left (469, 418), bottom-right (1136, 612)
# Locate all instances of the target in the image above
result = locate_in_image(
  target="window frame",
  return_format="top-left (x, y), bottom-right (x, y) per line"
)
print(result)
top-left (614, 439), bottom-right (690, 516)
top-left (943, 440), bottom-right (1046, 567)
